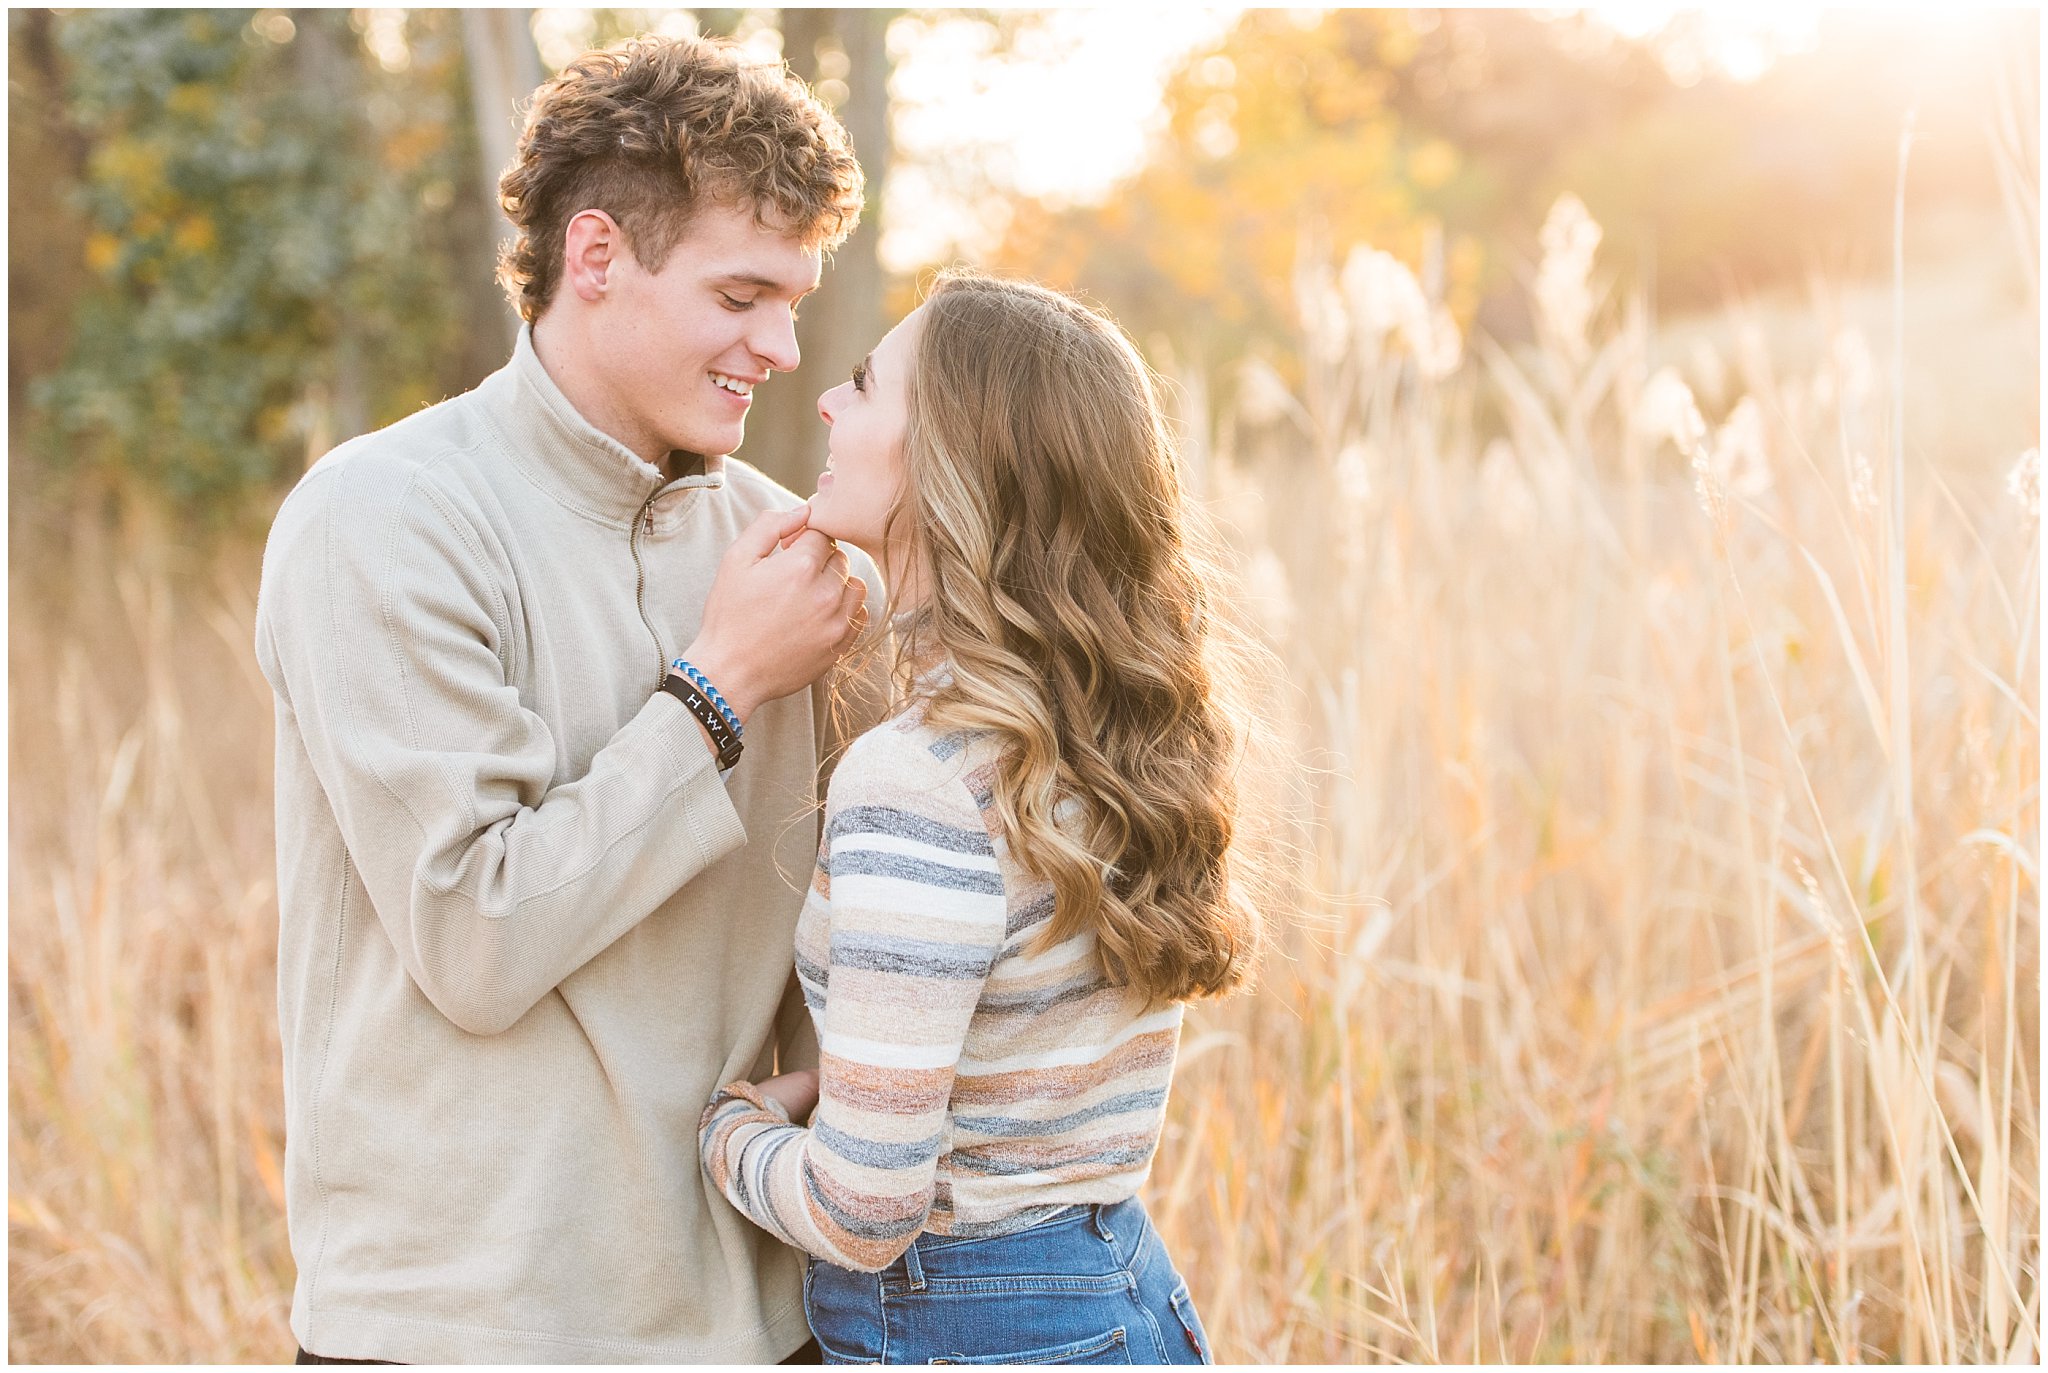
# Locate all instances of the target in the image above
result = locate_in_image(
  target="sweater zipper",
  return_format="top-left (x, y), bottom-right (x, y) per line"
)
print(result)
top-left (631, 490), bottom-right (668, 690)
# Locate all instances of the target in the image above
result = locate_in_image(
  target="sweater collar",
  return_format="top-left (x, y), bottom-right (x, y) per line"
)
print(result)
top-left (483, 323), bottom-right (727, 527)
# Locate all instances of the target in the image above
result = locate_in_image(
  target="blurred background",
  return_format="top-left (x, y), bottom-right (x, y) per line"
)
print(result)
top-left (8, 7), bottom-right (2039, 1362)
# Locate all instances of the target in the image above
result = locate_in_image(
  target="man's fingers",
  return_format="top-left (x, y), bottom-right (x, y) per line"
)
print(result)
top-left (776, 508), bottom-right (817, 551)
top-left (825, 548), bottom-right (851, 582)
top-left (732, 504), bottom-right (810, 562)
top-left (776, 503), bottom-right (812, 539)
top-left (781, 528), bottom-right (838, 572)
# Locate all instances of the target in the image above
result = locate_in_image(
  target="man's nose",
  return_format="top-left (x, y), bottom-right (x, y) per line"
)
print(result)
top-left (753, 308), bottom-right (801, 376)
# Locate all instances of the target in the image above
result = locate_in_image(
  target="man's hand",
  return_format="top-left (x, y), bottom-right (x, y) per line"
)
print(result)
top-left (682, 506), bottom-right (867, 724)
top-left (757, 1069), bottom-right (820, 1124)
top-left (780, 510), bottom-right (872, 653)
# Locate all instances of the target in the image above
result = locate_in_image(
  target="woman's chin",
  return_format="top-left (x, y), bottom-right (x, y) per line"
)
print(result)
top-left (804, 513), bottom-right (875, 561)
top-left (802, 507), bottom-right (842, 542)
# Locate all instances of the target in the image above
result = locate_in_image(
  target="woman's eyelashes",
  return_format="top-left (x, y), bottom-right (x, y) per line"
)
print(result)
top-left (851, 360), bottom-right (867, 394)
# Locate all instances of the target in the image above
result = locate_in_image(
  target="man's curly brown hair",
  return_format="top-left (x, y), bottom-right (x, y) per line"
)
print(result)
top-left (496, 36), bottom-right (865, 323)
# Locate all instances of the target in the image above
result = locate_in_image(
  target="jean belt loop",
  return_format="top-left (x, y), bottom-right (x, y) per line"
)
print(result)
top-left (1090, 1203), bottom-right (1116, 1243)
top-left (901, 1239), bottom-right (927, 1291)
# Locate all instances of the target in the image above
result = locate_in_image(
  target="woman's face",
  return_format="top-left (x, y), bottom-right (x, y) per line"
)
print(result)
top-left (808, 306), bottom-right (923, 567)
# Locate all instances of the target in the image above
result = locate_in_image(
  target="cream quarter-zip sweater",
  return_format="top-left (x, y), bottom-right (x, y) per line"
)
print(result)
top-left (253, 326), bottom-right (875, 1363)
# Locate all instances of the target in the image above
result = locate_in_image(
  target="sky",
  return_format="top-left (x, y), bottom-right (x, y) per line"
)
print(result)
top-left (521, 6), bottom-right (1840, 271)
top-left (1575, 3), bottom-right (1822, 82)
top-left (880, 7), bottom-right (1244, 270)
top-left (874, 5), bottom-right (1834, 270)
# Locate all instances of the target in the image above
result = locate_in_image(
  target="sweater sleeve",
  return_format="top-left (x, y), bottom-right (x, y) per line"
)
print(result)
top-left (253, 460), bottom-right (747, 1037)
top-left (699, 736), bottom-right (1005, 1271)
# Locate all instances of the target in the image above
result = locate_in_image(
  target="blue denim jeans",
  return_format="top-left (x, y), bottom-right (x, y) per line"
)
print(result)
top-left (803, 1197), bottom-right (1214, 1364)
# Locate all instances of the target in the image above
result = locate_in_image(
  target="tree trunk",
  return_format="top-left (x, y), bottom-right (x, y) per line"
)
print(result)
top-left (294, 11), bottom-right (370, 442)
top-left (8, 10), bottom-right (92, 409)
top-left (462, 9), bottom-right (543, 348)
top-left (741, 9), bottom-right (894, 494)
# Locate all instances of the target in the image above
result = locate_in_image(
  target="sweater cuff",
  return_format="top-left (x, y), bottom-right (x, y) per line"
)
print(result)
top-left (708, 1079), bottom-right (791, 1124)
top-left (638, 690), bottom-right (747, 858)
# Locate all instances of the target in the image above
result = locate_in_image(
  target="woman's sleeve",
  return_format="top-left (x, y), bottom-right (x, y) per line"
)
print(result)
top-left (699, 737), bottom-right (1006, 1271)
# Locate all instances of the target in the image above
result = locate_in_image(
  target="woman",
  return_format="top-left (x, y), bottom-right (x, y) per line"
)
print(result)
top-left (699, 272), bottom-right (1265, 1365)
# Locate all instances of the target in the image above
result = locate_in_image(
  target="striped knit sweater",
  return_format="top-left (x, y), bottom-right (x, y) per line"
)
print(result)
top-left (698, 704), bottom-right (1183, 1273)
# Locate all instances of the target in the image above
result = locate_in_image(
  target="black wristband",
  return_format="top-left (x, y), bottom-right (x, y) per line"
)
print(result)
top-left (660, 672), bottom-right (744, 771)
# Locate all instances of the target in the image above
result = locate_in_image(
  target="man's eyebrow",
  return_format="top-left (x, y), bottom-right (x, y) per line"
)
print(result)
top-left (710, 272), bottom-right (815, 296)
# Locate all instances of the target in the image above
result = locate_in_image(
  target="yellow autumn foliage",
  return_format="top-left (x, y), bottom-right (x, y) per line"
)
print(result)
top-left (163, 82), bottom-right (216, 119)
top-left (171, 215), bottom-right (216, 256)
top-left (84, 232), bottom-right (122, 276)
top-left (990, 9), bottom-right (1486, 358)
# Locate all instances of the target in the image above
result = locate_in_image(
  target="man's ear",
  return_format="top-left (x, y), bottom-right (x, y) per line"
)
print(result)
top-left (561, 209), bottom-right (623, 303)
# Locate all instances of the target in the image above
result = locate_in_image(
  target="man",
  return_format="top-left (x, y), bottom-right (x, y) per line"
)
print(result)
top-left (253, 36), bottom-right (878, 1363)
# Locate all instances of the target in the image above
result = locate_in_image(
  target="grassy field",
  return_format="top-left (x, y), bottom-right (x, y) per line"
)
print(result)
top-left (8, 205), bottom-right (2038, 1361)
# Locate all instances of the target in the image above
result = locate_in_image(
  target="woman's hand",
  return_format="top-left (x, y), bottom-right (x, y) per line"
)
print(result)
top-left (757, 1069), bottom-right (820, 1124)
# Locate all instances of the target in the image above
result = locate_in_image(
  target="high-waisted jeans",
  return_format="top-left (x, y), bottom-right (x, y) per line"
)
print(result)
top-left (802, 1196), bottom-right (1214, 1364)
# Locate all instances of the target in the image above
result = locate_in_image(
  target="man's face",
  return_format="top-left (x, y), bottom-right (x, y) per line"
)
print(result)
top-left (598, 201), bottom-right (821, 462)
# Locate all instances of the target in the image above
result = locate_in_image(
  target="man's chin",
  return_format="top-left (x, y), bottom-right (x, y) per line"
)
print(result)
top-left (667, 429), bottom-right (740, 464)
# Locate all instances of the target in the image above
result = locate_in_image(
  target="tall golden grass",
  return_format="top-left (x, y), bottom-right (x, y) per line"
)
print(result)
top-left (10, 492), bottom-right (289, 1361)
top-left (8, 197), bottom-right (2037, 1360)
top-left (1145, 190), bottom-right (2039, 1361)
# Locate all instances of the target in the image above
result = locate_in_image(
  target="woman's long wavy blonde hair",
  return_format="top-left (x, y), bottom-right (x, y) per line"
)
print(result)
top-left (885, 272), bottom-right (1268, 1005)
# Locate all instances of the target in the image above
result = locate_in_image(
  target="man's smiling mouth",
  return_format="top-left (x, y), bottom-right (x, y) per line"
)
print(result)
top-left (710, 372), bottom-right (754, 397)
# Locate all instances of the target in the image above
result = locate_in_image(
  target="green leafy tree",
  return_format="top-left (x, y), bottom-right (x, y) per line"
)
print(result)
top-left (30, 9), bottom-right (502, 515)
